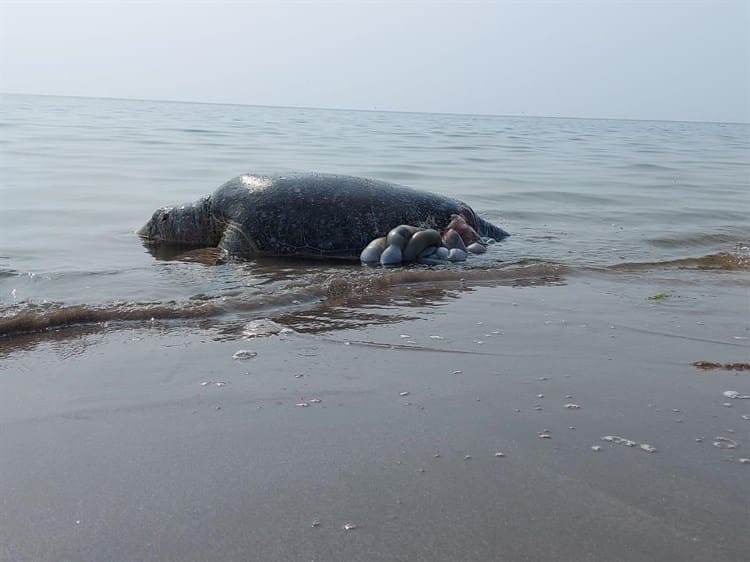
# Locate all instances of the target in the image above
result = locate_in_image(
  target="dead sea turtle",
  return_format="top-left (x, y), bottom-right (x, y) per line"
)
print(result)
top-left (138, 172), bottom-right (509, 261)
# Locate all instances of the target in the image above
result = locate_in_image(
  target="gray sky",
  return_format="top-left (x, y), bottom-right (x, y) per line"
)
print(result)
top-left (1, 1), bottom-right (748, 123)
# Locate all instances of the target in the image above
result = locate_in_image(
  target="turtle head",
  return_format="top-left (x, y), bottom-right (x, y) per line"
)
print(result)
top-left (138, 196), bottom-right (217, 247)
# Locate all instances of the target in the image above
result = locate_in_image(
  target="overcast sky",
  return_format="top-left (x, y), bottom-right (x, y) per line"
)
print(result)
top-left (1, 1), bottom-right (748, 123)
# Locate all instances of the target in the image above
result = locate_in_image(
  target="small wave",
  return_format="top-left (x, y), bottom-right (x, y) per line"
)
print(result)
top-left (322, 261), bottom-right (566, 301)
top-left (441, 145), bottom-right (483, 151)
top-left (171, 127), bottom-right (229, 136)
top-left (611, 252), bottom-right (750, 272)
top-left (138, 139), bottom-right (171, 145)
top-left (0, 261), bottom-right (566, 340)
top-left (619, 163), bottom-right (677, 172)
top-left (646, 233), bottom-right (745, 249)
top-left (507, 190), bottom-right (614, 206)
top-left (0, 302), bottom-right (220, 339)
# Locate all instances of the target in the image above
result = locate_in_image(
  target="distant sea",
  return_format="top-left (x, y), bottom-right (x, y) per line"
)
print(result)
top-left (1, 94), bottom-right (748, 336)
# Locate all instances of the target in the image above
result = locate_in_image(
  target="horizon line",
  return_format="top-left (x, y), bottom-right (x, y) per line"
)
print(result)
top-left (2, 91), bottom-right (748, 126)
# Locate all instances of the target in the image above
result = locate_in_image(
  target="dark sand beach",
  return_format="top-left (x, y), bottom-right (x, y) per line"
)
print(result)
top-left (2, 274), bottom-right (748, 562)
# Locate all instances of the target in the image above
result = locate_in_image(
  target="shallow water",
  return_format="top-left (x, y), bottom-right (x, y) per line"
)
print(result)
top-left (1, 94), bottom-right (748, 336)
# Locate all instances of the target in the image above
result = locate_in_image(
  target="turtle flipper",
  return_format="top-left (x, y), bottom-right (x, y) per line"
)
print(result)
top-left (218, 222), bottom-right (259, 257)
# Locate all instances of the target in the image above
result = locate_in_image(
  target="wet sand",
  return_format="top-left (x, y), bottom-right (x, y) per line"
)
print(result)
top-left (1, 275), bottom-right (748, 562)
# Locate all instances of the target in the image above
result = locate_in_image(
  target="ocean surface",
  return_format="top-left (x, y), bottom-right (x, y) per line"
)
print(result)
top-left (1, 93), bottom-right (748, 337)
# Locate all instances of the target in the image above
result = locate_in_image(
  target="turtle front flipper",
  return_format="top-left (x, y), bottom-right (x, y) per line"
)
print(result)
top-left (218, 221), bottom-right (260, 258)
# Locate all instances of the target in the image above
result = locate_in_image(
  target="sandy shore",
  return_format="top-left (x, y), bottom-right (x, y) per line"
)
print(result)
top-left (1, 274), bottom-right (748, 562)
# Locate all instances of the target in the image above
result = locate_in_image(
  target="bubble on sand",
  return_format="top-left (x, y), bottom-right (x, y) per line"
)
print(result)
top-left (309, 398), bottom-right (322, 404)
top-left (602, 435), bottom-right (657, 452)
top-left (342, 523), bottom-right (357, 531)
top-left (399, 334), bottom-right (411, 339)
top-left (602, 435), bottom-right (637, 447)
top-left (232, 350), bottom-right (257, 360)
top-left (537, 394), bottom-right (545, 399)
top-left (429, 335), bottom-right (444, 340)
top-left (494, 452), bottom-right (505, 457)
top-left (464, 455), bottom-right (472, 460)
top-left (311, 520), bottom-right (321, 528)
top-left (591, 445), bottom-right (602, 452)
top-left (723, 390), bottom-right (750, 399)
top-left (564, 403), bottom-right (581, 409)
top-left (713, 436), bottom-right (738, 449)
top-left (296, 402), bottom-right (310, 407)
top-left (538, 432), bottom-right (552, 439)
top-left (739, 458), bottom-right (750, 464)
top-left (399, 391), bottom-right (410, 397)
top-left (742, 415), bottom-right (750, 421)
top-left (453, 370), bottom-right (463, 374)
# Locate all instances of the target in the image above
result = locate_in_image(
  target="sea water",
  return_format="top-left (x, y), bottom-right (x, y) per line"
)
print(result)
top-left (0, 94), bottom-right (748, 336)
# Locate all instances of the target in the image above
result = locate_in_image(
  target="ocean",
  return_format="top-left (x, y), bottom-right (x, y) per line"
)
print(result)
top-left (1, 93), bottom-right (748, 337)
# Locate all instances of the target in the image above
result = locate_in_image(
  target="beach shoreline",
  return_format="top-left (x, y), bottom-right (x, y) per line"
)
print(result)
top-left (1, 274), bottom-right (748, 561)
